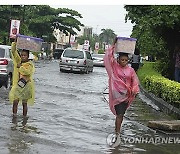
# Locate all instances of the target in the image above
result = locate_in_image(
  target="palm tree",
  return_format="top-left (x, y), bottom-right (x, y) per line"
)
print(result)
top-left (99, 28), bottom-right (117, 45)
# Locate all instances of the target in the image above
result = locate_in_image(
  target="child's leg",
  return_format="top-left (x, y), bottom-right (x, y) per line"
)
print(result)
top-left (114, 102), bottom-right (128, 134)
top-left (115, 115), bottom-right (123, 134)
top-left (22, 100), bottom-right (28, 117)
top-left (13, 99), bottom-right (19, 115)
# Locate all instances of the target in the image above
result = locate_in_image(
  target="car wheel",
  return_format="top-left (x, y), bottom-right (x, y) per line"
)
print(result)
top-left (85, 68), bottom-right (89, 74)
top-left (5, 75), bottom-right (12, 89)
top-left (60, 68), bottom-right (64, 72)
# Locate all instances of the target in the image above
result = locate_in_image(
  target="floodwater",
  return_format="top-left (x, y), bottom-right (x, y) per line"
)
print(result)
top-left (0, 60), bottom-right (179, 154)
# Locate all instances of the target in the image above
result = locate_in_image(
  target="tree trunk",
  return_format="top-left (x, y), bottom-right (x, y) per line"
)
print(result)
top-left (164, 29), bottom-right (180, 80)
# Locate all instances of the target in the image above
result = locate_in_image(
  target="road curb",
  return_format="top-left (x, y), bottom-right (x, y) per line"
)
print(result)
top-left (148, 120), bottom-right (180, 131)
top-left (140, 85), bottom-right (180, 119)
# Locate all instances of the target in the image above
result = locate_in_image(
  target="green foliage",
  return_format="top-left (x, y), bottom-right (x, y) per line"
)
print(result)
top-left (125, 5), bottom-right (180, 31)
top-left (77, 33), bottom-right (105, 51)
top-left (98, 49), bottom-right (104, 54)
top-left (153, 60), bottom-right (170, 78)
top-left (76, 34), bottom-right (95, 50)
top-left (137, 62), bottom-right (161, 85)
top-left (125, 5), bottom-right (180, 79)
top-left (144, 76), bottom-right (180, 104)
top-left (137, 62), bottom-right (180, 105)
top-left (76, 28), bottom-right (117, 51)
top-left (0, 5), bottom-right (83, 44)
top-left (99, 29), bottom-right (117, 45)
top-left (77, 35), bottom-right (89, 45)
top-left (27, 6), bottom-right (83, 42)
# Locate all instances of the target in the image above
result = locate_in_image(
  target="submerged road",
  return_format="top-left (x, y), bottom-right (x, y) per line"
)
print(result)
top-left (0, 60), bottom-right (179, 154)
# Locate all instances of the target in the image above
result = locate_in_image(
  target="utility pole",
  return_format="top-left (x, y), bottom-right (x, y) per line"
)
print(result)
top-left (96, 25), bottom-right (99, 35)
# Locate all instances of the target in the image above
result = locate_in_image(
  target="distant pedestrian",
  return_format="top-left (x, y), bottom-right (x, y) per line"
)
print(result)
top-left (131, 48), bottom-right (140, 72)
top-left (9, 41), bottom-right (35, 117)
top-left (174, 45), bottom-right (180, 82)
top-left (104, 37), bottom-right (139, 145)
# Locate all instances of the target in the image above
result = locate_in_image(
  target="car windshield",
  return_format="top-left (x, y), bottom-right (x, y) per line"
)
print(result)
top-left (0, 48), bottom-right (5, 58)
top-left (63, 49), bottom-right (84, 59)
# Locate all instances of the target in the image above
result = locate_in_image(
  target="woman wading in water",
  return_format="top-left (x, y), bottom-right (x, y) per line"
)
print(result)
top-left (104, 37), bottom-right (139, 146)
top-left (9, 40), bottom-right (35, 117)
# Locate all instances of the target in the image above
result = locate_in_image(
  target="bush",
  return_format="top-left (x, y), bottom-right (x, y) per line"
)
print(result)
top-left (137, 62), bottom-right (161, 86)
top-left (98, 49), bottom-right (105, 54)
top-left (144, 75), bottom-right (180, 104)
top-left (154, 60), bottom-right (170, 78)
top-left (137, 62), bottom-right (180, 106)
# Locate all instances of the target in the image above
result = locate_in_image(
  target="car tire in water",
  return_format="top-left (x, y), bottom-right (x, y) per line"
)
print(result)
top-left (85, 68), bottom-right (89, 74)
top-left (60, 68), bottom-right (65, 72)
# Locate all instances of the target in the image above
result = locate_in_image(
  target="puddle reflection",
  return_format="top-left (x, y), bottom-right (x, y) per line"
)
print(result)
top-left (8, 115), bottom-right (39, 153)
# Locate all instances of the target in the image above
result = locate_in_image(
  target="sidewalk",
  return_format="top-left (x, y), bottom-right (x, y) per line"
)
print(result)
top-left (125, 95), bottom-right (173, 126)
top-left (103, 88), bottom-right (180, 133)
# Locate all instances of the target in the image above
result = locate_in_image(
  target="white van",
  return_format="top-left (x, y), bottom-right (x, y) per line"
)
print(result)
top-left (59, 48), bottom-right (93, 73)
top-left (0, 45), bottom-right (13, 89)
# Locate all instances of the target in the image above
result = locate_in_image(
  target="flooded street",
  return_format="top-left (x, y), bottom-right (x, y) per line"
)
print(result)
top-left (0, 60), bottom-right (179, 154)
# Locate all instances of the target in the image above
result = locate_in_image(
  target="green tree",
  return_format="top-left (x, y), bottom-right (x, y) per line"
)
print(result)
top-left (0, 5), bottom-right (24, 44)
top-left (28, 6), bottom-right (84, 42)
top-left (76, 34), bottom-right (94, 50)
top-left (125, 5), bottom-right (180, 79)
top-left (99, 28), bottom-right (117, 45)
top-left (0, 5), bottom-right (84, 44)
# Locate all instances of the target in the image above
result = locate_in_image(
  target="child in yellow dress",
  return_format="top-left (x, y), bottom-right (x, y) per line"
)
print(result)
top-left (9, 42), bottom-right (35, 117)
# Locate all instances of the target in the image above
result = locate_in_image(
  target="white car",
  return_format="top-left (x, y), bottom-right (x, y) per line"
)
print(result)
top-left (59, 48), bottom-right (93, 73)
top-left (0, 45), bottom-right (13, 89)
top-left (92, 54), bottom-right (105, 67)
top-left (29, 52), bottom-right (35, 60)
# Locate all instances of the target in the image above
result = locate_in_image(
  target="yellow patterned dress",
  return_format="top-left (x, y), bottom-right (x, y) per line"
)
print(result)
top-left (9, 42), bottom-right (35, 105)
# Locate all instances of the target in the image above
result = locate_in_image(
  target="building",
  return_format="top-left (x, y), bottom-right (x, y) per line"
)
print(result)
top-left (53, 26), bottom-right (93, 50)
top-left (53, 29), bottom-right (69, 49)
top-left (83, 26), bottom-right (93, 37)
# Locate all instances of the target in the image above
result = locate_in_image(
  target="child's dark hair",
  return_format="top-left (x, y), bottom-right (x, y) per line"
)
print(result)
top-left (118, 52), bottom-right (129, 58)
top-left (22, 49), bottom-right (30, 57)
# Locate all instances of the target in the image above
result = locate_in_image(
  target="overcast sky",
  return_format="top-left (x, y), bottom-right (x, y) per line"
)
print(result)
top-left (51, 5), bottom-right (134, 37)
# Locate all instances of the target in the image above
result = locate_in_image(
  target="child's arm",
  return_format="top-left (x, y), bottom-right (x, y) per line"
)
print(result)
top-left (11, 42), bottom-right (21, 64)
top-left (103, 46), bottom-right (116, 76)
top-left (105, 46), bottom-right (115, 63)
